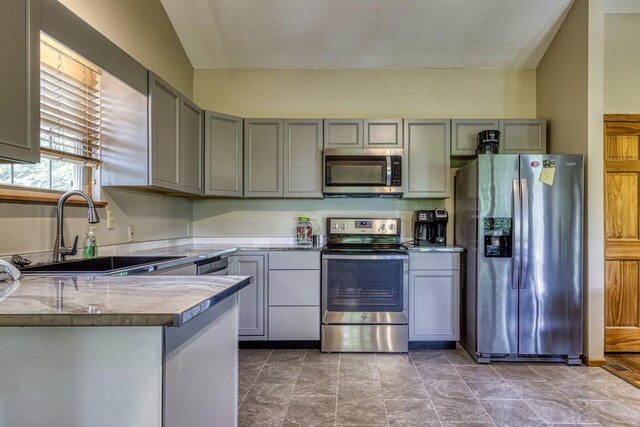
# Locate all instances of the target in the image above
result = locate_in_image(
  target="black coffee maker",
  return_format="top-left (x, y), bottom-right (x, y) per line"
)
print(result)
top-left (413, 209), bottom-right (448, 246)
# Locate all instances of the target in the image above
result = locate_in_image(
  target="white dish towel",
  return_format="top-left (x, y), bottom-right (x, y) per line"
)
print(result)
top-left (0, 259), bottom-right (20, 282)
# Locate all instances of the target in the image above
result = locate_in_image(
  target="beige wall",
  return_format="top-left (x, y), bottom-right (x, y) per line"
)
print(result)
top-left (536, 0), bottom-right (605, 360)
top-left (0, 188), bottom-right (191, 256)
top-left (194, 69), bottom-right (536, 118)
top-left (58, 0), bottom-right (193, 96)
top-left (604, 13), bottom-right (640, 113)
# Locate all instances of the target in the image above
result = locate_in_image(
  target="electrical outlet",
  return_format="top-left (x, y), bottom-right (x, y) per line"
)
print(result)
top-left (187, 225), bottom-right (191, 237)
top-left (128, 226), bottom-right (135, 242)
top-left (107, 211), bottom-right (115, 229)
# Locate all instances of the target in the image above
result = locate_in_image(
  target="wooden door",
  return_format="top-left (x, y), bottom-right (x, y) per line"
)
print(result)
top-left (604, 114), bottom-right (640, 352)
top-left (203, 111), bottom-right (243, 197)
top-left (244, 119), bottom-right (284, 197)
top-left (284, 119), bottom-right (323, 198)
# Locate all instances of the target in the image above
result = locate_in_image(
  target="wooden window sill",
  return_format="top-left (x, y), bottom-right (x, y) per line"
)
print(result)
top-left (0, 187), bottom-right (107, 207)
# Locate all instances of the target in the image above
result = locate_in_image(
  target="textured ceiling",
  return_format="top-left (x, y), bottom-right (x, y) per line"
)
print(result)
top-left (605, 0), bottom-right (640, 13)
top-left (160, 0), bottom-right (575, 69)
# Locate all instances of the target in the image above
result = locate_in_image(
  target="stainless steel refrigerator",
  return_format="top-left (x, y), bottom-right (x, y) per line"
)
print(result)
top-left (455, 154), bottom-right (583, 365)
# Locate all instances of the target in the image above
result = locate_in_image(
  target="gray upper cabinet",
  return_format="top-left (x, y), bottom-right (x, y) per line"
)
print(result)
top-left (244, 119), bottom-right (284, 197)
top-left (149, 72), bottom-right (181, 191)
top-left (403, 119), bottom-right (451, 199)
top-left (324, 119), bottom-right (363, 148)
top-left (0, 0), bottom-right (40, 163)
top-left (451, 119), bottom-right (499, 156)
top-left (364, 119), bottom-right (403, 148)
top-left (204, 111), bottom-right (243, 197)
top-left (284, 119), bottom-right (323, 198)
top-left (179, 98), bottom-right (203, 195)
top-left (499, 119), bottom-right (547, 154)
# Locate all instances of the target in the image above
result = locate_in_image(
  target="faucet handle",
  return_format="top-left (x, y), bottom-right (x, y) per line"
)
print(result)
top-left (69, 235), bottom-right (78, 256)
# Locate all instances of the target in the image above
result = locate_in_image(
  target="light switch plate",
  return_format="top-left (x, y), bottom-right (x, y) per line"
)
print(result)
top-left (107, 211), bottom-right (115, 229)
top-left (128, 226), bottom-right (135, 242)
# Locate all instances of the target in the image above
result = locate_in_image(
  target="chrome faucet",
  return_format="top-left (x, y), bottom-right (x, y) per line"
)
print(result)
top-left (53, 190), bottom-right (100, 263)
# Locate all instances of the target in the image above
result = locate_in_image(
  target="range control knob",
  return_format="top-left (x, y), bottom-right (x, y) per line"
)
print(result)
top-left (332, 223), bottom-right (338, 230)
top-left (389, 223), bottom-right (395, 230)
top-left (340, 223), bottom-right (346, 230)
top-left (380, 224), bottom-right (386, 230)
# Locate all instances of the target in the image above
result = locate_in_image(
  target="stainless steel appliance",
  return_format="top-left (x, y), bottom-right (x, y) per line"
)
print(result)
top-left (321, 217), bottom-right (408, 352)
top-left (323, 149), bottom-right (403, 196)
top-left (413, 209), bottom-right (448, 246)
top-left (455, 154), bottom-right (583, 364)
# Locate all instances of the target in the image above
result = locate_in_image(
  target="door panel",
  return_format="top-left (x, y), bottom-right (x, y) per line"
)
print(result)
top-left (518, 155), bottom-right (583, 356)
top-left (604, 117), bottom-right (640, 352)
top-left (476, 155), bottom-right (519, 355)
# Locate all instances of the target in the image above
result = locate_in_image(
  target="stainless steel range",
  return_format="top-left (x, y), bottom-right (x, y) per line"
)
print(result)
top-left (321, 217), bottom-right (408, 353)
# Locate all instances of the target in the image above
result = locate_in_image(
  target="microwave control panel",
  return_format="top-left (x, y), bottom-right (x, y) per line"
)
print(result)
top-left (391, 156), bottom-right (402, 186)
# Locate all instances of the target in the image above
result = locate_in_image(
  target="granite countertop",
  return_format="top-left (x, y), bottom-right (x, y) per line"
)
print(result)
top-left (0, 275), bottom-right (252, 327)
top-left (404, 244), bottom-right (464, 253)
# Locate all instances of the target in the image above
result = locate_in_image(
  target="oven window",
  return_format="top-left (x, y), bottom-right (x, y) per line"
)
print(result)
top-left (326, 258), bottom-right (404, 312)
top-left (325, 156), bottom-right (387, 186)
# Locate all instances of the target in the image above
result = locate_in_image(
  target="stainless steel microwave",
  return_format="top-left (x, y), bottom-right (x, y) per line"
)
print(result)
top-left (323, 149), bottom-right (403, 196)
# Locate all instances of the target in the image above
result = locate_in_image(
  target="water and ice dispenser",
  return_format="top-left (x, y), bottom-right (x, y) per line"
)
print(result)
top-left (483, 217), bottom-right (513, 258)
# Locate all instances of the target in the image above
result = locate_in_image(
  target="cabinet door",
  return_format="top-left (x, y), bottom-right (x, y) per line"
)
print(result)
top-left (499, 119), bottom-right (547, 154)
top-left (232, 255), bottom-right (266, 338)
top-left (149, 72), bottom-right (181, 191)
top-left (269, 306), bottom-right (320, 340)
top-left (0, 0), bottom-right (40, 163)
top-left (403, 119), bottom-right (451, 198)
top-left (244, 119), bottom-right (284, 197)
top-left (203, 111), bottom-right (243, 197)
top-left (409, 269), bottom-right (460, 341)
top-left (451, 119), bottom-right (499, 156)
top-left (179, 97), bottom-right (203, 194)
top-left (284, 119), bottom-right (323, 198)
top-left (324, 119), bottom-right (363, 148)
top-left (364, 119), bottom-right (403, 148)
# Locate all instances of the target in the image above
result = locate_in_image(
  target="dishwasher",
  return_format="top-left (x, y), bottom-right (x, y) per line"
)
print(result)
top-left (149, 257), bottom-right (229, 276)
top-left (196, 257), bottom-right (229, 276)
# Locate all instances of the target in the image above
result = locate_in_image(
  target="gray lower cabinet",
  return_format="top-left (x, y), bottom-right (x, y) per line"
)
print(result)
top-left (499, 119), bottom-right (547, 154)
top-left (232, 253), bottom-right (267, 339)
top-left (409, 252), bottom-right (460, 341)
top-left (364, 119), bottom-right (403, 148)
top-left (324, 119), bottom-right (363, 148)
top-left (268, 251), bottom-right (320, 341)
top-left (0, 0), bottom-right (40, 163)
top-left (204, 111), bottom-right (243, 197)
top-left (284, 119), bottom-right (323, 198)
top-left (451, 119), bottom-right (499, 156)
top-left (403, 119), bottom-right (451, 198)
top-left (244, 119), bottom-right (284, 197)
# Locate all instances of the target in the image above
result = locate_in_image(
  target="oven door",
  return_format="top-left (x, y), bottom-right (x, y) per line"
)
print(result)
top-left (322, 254), bottom-right (408, 324)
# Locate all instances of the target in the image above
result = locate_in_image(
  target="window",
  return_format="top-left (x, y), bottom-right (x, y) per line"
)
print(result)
top-left (0, 34), bottom-right (101, 194)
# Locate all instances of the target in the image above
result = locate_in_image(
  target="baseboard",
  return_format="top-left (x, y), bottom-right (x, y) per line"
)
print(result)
top-left (239, 340), bottom-right (320, 350)
top-left (409, 341), bottom-right (457, 350)
top-left (581, 354), bottom-right (607, 367)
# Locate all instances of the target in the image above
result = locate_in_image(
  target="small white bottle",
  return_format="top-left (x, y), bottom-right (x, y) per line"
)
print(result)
top-left (83, 231), bottom-right (98, 258)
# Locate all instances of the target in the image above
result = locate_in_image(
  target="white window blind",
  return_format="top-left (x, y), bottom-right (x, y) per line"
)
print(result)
top-left (40, 34), bottom-right (101, 165)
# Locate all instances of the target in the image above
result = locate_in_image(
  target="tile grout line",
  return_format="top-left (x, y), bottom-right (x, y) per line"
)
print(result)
top-left (334, 352), bottom-right (340, 427)
top-left (238, 349), bottom-right (273, 409)
top-left (411, 350), bottom-right (445, 426)
top-left (374, 353), bottom-right (392, 427)
top-left (448, 359), bottom-right (497, 426)
top-left (281, 349), bottom-right (308, 427)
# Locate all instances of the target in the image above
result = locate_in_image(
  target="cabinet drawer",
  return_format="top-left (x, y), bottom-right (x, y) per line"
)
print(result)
top-left (269, 306), bottom-right (320, 340)
top-left (410, 253), bottom-right (459, 270)
top-left (269, 270), bottom-right (320, 306)
top-left (269, 251), bottom-right (320, 270)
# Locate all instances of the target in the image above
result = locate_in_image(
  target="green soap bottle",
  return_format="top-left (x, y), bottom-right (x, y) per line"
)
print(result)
top-left (83, 231), bottom-right (98, 258)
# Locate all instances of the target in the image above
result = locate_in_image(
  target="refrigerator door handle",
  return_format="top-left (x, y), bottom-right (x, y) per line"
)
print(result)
top-left (520, 178), bottom-right (529, 290)
top-left (512, 179), bottom-right (521, 290)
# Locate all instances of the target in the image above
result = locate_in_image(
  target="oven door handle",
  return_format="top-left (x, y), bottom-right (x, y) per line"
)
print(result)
top-left (322, 254), bottom-right (408, 261)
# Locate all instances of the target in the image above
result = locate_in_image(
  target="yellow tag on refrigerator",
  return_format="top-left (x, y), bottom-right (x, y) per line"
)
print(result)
top-left (539, 159), bottom-right (556, 186)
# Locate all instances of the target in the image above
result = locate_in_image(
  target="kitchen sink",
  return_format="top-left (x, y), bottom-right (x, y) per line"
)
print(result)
top-left (19, 255), bottom-right (187, 275)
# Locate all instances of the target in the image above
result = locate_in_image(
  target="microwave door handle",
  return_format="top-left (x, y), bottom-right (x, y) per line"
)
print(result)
top-left (386, 156), bottom-right (392, 186)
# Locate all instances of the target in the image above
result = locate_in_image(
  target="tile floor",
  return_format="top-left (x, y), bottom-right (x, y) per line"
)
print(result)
top-left (238, 347), bottom-right (640, 426)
